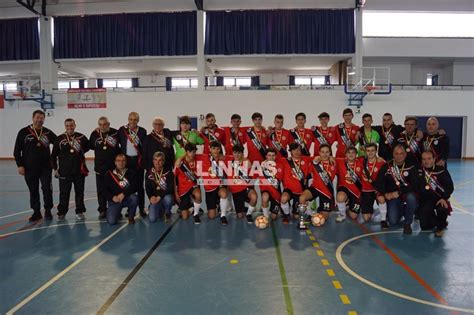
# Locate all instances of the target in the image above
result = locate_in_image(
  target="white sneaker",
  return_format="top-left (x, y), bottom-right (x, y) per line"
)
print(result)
top-left (335, 214), bottom-right (346, 222)
top-left (76, 213), bottom-right (85, 220)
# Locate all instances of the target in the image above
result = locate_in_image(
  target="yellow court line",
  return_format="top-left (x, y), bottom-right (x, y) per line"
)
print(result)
top-left (333, 280), bottom-right (343, 289)
top-left (317, 250), bottom-right (325, 257)
top-left (305, 229), bottom-right (312, 235)
top-left (340, 294), bottom-right (351, 304)
top-left (312, 242), bottom-right (320, 248)
top-left (327, 269), bottom-right (335, 277)
top-left (348, 311), bottom-right (358, 315)
top-left (309, 235), bottom-right (316, 241)
top-left (321, 259), bottom-right (330, 266)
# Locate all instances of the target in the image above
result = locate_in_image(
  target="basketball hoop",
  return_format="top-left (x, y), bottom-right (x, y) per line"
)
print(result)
top-left (13, 92), bottom-right (27, 99)
top-left (364, 86), bottom-right (379, 94)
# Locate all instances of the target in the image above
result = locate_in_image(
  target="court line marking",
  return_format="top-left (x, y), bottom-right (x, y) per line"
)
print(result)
top-left (454, 179), bottom-right (474, 188)
top-left (0, 218), bottom-right (28, 231)
top-left (0, 221), bottom-right (107, 238)
top-left (96, 219), bottom-right (179, 314)
top-left (335, 230), bottom-right (474, 313)
top-left (6, 222), bottom-right (129, 315)
top-left (270, 221), bottom-right (295, 315)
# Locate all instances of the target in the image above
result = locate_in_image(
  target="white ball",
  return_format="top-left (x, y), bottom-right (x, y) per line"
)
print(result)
top-left (255, 215), bottom-right (269, 229)
top-left (311, 213), bottom-right (326, 227)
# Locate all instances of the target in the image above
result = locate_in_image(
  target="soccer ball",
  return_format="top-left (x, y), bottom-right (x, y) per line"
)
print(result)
top-left (255, 215), bottom-right (269, 229)
top-left (311, 213), bottom-right (326, 227)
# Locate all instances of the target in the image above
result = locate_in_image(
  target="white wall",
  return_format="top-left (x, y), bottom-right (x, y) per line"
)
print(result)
top-left (453, 61), bottom-right (474, 85)
top-left (363, 61), bottom-right (411, 85)
top-left (1, 89), bottom-right (473, 158)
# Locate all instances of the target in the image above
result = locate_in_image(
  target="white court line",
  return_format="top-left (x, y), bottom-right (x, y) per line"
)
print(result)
top-left (6, 222), bottom-right (129, 315)
top-left (336, 230), bottom-right (474, 314)
top-left (0, 221), bottom-right (104, 238)
top-left (0, 197), bottom-right (97, 220)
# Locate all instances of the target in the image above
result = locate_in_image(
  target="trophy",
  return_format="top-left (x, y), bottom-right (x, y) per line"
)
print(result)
top-left (297, 203), bottom-right (308, 230)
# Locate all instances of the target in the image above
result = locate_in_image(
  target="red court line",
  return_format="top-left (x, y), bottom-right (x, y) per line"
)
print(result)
top-left (0, 219), bottom-right (43, 241)
top-left (0, 218), bottom-right (27, 231)
top-left (356, 223), bottom-right (458, 315)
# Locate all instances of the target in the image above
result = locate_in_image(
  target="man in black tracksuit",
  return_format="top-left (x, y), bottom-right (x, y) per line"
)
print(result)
top-left (14, 110), bottom-right (57, 221)
top-left (89, 116), bottom-right (120, 219)
top-left (417, 150), bottom-right (454, 237)
top-left (118, 112), bottom-right (147, 217)
top-left (51, 118), bottom-right (90, 220)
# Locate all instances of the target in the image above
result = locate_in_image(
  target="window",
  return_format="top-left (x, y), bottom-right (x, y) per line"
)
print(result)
top-left (223, 77), bottom-right (251, 87)
top-left (171, 78), bottom-right (198, 89)
top-left (58, 80), bottom-right (87, 89)
top-left (117, 79), bottom-right (132, 88)
top-left (102, 79), bottom-right (132, 88)
top-left (363, 12), bottom-right (474, 38)
top-left (426, 74), bottom-right (433, 86)
top-left (294, 76), bottom-right (326, 86)
top-left (1, 82), bottom-right (18, 91)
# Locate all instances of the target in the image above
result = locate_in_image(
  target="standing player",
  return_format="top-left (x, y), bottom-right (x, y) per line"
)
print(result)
top-left (226, 144), bottom-right (258, 223)
top-left (359, 143), bottom-right (388, 228)
top-left (174, 144), bottom-right (202, 223)
top-left (299, 144), bottom-right (337, 220)
top-left (335, 108), bottom-right (359, 158)
top-left (201, 113), bottom-right (225, 154)
top-left (14, 110), bottom-right (57, 221)
top-left (358, 113), bottom-right (380, 157)
top-left (423, 117), bottom-right (449, 167)
top-left (290, 112), bottom-right (314, 156)
top-left (416, 151), bottom-right (453, 237)
top-left (89, 116), bottom-right (120, 219)
top-left (245, 112), bottom-right (269, 162)
top-left (268, 114), bottom-right (291, 158)
top-left (311, 112), bottom-right (336, 155)
top-left (256, 148), bottom-right (283, 219)
top-left (173, 115), bottom-right (204, 160)
top-left (396, 117), bottom-right (423, 166)
top-left (143, 117), bottom-right (174, 172)
top-left (223, 114), bottom-right (246, 155)
top-left (119, 112), bottom-right (147, 217)
top-left (373, 113), bottom-right (404, 161)
top-left (335, 147), bottom-right (364, 222)
top-left (51, 118), bottom-right (90, 221)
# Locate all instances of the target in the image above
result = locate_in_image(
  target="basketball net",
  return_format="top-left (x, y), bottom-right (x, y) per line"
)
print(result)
top-left (364, 86), bottom-right (379, 94)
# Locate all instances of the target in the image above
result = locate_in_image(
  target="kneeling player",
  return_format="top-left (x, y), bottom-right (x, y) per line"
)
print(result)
top-left (227, 144), bottom-right (258, 223)
top-left (257, 148), bottom-right (283, 219)
top-left (359, 143), bottom-right (388, 228)
top-left (336, 146), bottom-right (364, 222)
top-left (174, 144), bottom-right (203, 224)
top-left (299, 144), bottom-right (337, 220)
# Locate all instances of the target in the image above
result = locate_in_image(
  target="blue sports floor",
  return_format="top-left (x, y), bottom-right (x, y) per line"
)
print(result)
top-left (0, 160), bottom-right (473, 315)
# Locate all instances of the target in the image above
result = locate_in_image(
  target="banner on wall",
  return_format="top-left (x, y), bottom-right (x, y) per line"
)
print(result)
top-left (0, 95), bottom-right (4, 109)
top-left (67, 88), bottom-right (107, 109)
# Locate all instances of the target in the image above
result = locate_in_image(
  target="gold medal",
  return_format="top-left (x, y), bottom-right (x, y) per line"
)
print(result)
top-left (103, 146), bottom-right (107, 150)
top-left (384, 140), bottom-right (388, 144)
top-left (395, 181), bottom-right (400, 186)
top-left (425, 185), bottom-right (430, 190)
top-left (36, 142), bottom-right (41, 147)
top-left (406, 148), bottom-right (411, 152)
top-left (156, 185), bottom-right (161, 191)
top-left (368, 179), bottom-right (373, 183)
top-left (70, 149), bottom-right (74, 153)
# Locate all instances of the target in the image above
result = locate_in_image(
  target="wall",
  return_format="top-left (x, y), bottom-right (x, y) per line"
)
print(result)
top-left (453, 61), bottom-right (474, 85)
top-left (1, 89), bottom-right (473, 158)
top-left (363, 61), bottom-right (411, 85)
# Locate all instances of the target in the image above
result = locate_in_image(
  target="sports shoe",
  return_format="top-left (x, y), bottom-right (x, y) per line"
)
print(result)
top-left (380, 220), bottom-right (389, 230)
top-left (44, 209), bottom-right (53, 221)
top-left (246, 214), bottom-right (254, 224)
top-left (57, 214), bottom-right (66, 222)
top-left (98, 211), bottom-right (107, 220)
top-left (164, 213), bottom-right (171, 224)
top-left (124, 211), bottom-right (129, 218)
top-left (434, 229), bottom-right (444, 237)
top-left (128, 217), bottom-right (135, 224)
top-left (76, 213), bottom-right (85, 221)
top-left (335, 214), bottom-right (346, 222)
top-left (282, 214), bottom-right (290, 224)
top-left (194, 215), bottom-right (201, 225)
top-left (221, 216), bottom-right (228, 226)
top-left (139, 209), bottom-right (147, 217)
top-left (403, 224), bottom-right (412, 235)
top-left (29, 212), bottom-right (43, 222)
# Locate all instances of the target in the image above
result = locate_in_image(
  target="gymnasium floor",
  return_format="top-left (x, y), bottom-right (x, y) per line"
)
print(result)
top-left (0, 160), bottom-right (473, 315)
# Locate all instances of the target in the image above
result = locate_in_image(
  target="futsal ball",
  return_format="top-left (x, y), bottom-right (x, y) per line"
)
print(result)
top-left (255, 215), bottom-right (269, 229)
top-left (311, 213), bottom-right (326, 227)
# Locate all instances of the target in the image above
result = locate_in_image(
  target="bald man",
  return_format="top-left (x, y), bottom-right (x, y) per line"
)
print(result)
top-left (422, 117), bottom-right (449, 167)
top-left (119, 112), bottom-right (147, 217)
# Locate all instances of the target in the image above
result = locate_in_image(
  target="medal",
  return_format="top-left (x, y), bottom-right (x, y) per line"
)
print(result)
top-left (425, 184), bottom-right (430, 190)
top-left (434, 140), bottom-right (438, 145)
top-left (384, 140), bottom-right (388, 144)
top-left (36, 142), bottom-right (41, 147)
top-left (70, 149), bottom-right (74, 153)
top-left (368, 179), bottom-right (373, 183)
top-left (406, 148), bottom-right (411, 152)
top-left (395, 181), bottom-right (400, 186)
top-left (103, 146), bottom-right (107, 150)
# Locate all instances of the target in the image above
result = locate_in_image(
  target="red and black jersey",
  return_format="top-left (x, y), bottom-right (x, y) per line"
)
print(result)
top-left (311, 126), bottom-right (336, 155)
top-left (396, 130), bottom-right (422, 165)
top-left (89, 128), bottom-right (120, 174)
top-left (373, 124), bottom-right (404, 161)
top-left (198, 154), bottom-right (225, 192)
top-left (146, 167), bottom-right (175, 198)
top-left (51, 132), bottom-right (90, 176)
top-left (245, 127), bottom-right (269, 162)
top-left (422, 132), bottom-right (449, 163)
top-left (256, 160), bottom-right (283, 201)
top-left (268, 128), bottom-right (291, 158)
top-left (280, 156), bottom-right (311, 194)
top-left (223, 126), bottom-right (246, 155)
top-left (289, 127), bottom-right (314, 156)
top-left (336, 157), bottom-right (364, 198)
top-left (174, 158), bottom-right (199, 196)
top-left (310, 159), bottom-right (337, 199)
top-left (201, 127), bottom-right (225, 155)
top-left (358, 157), bottom-right (386, 192)
top-left (14, 125), bottom-right (57, 171)
top-left (104, 168), bottom-right (137, 201)
top-left (225, 156), bottom-right (252, 194)
top-left (335, 123), bottom-right (359, 158)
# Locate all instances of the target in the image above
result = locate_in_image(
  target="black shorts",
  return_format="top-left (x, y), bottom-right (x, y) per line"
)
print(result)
top-left (308, 187), bottom-right (334, 213)
top-left (233, 188), bottom-right (253, 213)
top-left (337, 187), bottom-right (361, 214)
top-left (283, 189), bottom-right (301, 213)
top-left (361, 191), bottom-right (378, 214)
top-left (261, 190), bottom-right (280, 214)
top-left (205, 189), bottom-right (220, 211)
top-left (179, 187), bottom-right (196, 211)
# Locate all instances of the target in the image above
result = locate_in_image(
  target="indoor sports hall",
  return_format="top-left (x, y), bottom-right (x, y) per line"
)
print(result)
top-left (0, 1), bottom-right (473, 314)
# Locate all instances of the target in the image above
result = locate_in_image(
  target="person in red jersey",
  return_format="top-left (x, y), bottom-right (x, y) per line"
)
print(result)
top-left (359, 143), bottom-right (388, 229)
top-left (335, 146), bottom-right (364, 222)
top-left (225, 144), bottom-right (258, 223)
top-left (299, 144), bottom-right (337, 221)
top-left (279, 143), bottom-right (311, 224)
top-left (174, 143), bottom-right (203, 224)
top-left (198, 141), bottom-right (230, 225)
top-left (256, 148), bottom-right (283, 219)
top-left (335, 108), bottom-right (359, 158)
top-left (245, 112), bottom-right (269, 162)
top-left (290, 112), bottom-right (315, 156)
top-left (223, 114), bottom-right (246, 155)
top-left (201, 113), bottom-right (225, 155)
top-left (311, 112), bottom-right (336, 156)
top-left (268, 114), bottom-right (291, 158)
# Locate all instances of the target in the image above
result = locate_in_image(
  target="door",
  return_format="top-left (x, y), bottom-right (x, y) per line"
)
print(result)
top-left (416, 116), bottom-right (463, 159)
